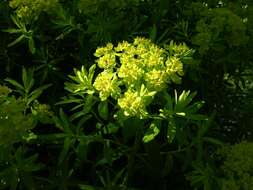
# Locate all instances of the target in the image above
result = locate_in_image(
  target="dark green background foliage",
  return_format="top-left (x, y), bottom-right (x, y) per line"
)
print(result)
top-left (0, 0), bottom-right (252, 189)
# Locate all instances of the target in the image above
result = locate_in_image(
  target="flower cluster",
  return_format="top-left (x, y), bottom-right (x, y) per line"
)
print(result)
top-left (117, 85), bottom-right (156, 118)
top-left (118, 89), bottom-right (146, 118)
top-left (94, 43), bottom-right (116, 69)
top-left (93, 71), bottom-right (120, 101)
top-left (9, 0), bottom-right (59, 22)
top-left (65, 37), bottom-right (191, 118)
top-left (165, 57), bottom-right (184, 84)
top-left (91, 37), bottom-right (192, 118)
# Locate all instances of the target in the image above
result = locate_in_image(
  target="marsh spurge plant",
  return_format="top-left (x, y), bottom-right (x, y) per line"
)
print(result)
top-left (64, 37), bottom-right (205, 142)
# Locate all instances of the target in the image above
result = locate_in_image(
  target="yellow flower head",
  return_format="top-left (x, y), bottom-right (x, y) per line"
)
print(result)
top-left (118, 60), bottom-right (144, 85)
top-left (94, 43), bottom-right (114, 57)
top-left (165, 57), bottom-right (184, 84)
top-left (96, 53), bottom-right (116, 69)
top-left (118, 89), bottom-right (147, 118)
top-left (145, 69), bottom-right (168, 91)
top-left (9, 0), bottom-right (59, 21)
top-left (90, 37), bottom-right (192, 118)
top-left (93, 71), bottom-right (120, 101)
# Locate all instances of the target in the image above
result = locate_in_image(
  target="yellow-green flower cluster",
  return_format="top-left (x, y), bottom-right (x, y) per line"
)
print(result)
top-left (93, 71), bottom-right (120, 101)
top-left (145, 69), bottom-right (168, 91)
top-left (117, 85), bottom-right (156, 118)
top-left (9, 0), bottom-right (59, 22)
top-left (95, 43), bottom-right (116, 69)
top-left (118, 89), bottom-right (146, 118)
top-left (115, 37), bottom-right (167, 87)
top-left (165, 57), bottom-right (184, 84)
top-left (92, 37), bottom-right (191, 118)
top-left (118, 59), bottom-right (144, 85)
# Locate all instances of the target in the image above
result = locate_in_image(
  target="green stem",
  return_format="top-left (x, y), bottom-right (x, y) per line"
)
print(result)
top-left (127, 127), bottom-right (142, 186)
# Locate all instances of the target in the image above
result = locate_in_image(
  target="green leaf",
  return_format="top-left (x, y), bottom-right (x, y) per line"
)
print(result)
top-left (186, 101), bottom-right (205, 113)
top-left (70, 110), bottom-right (87, 121)
top-left (184, 114), bottom-right (208, 121)
top-left (157, 28), bottom-right (170, 43)
top-left (202, 137), bottom-right (224, 146)
top-left (143, 122), bottom-right (160, 143)
top-left (76, 137), bottom-right (89, 160)
top-left (167, 119), bottom-right (176, 143)
top-left (112, 168), bottom-right (126, 185)
top-left (22, 67), bottom-right (34, 93)
top-left (175, 90), bottom-right (197, 111)
top-left (59, 109), bottom-right (72, 134)
top-left (7, 34), bottom-right (25, 47)
top-left (105, 123), bottom-right (119, 134)
top-left (2, 28), bottom-right (22, 33)
top-left (79, 185), bottom-right (102, 190)
top-left (28, 38), bottom-right (36, 54)
top-left (149, 24), bottom-right (157, 41)
top-left (164, 92), bottom-right (173, 110)
top-left (29, 84), bottom-right (51, 97)
top-left (5, 78), bottom-right (24, 91)
top-left (56, 98), bottom-right (82, 105)
top-left (70, 103), bottom-right (85, 112)
top-left (58, 137), bottom-right (75, 165)
top-left (22, 67), bottom-right (28, 89)
top-left (19, 154), bottom-right (43, 172)
top-left (27, 84), bottom-right (51, 105)
top-left (77, 114), bottom-right (93, 128)
top-left (10, 15), bottom-right (24, 29)
top-left (98, 101), bottom-right (109, 120)
top-left (84, 94), bottom-right (96, 113)
top-left (88, 64), bottom-right (96, 83)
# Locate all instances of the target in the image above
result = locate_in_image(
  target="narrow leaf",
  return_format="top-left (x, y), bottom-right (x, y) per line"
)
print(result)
top-left (5, 78), bottom-right (24, 91)
top-left (7, 35), bottom-right (25, 47)
top-left (167, 119), bottom-right (176, 143)
top-left (58, 137), bottom-right (74, 165)
top-left (28, 38), bottom-right (36, 54)
top-left (2, 28), bottom-right (22, 33)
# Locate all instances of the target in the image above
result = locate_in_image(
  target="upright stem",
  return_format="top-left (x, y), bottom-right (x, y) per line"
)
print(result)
top-left (127, 127), bottom-right (142, 186)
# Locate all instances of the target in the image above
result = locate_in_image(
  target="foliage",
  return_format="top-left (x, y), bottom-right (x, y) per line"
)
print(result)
top-left (0, 0), bottom-right (252, 189)
top-left (9, 0), bottom-right (59, 23)
top-left (0, 85), bottom-right (35, 147)
top-left (61, 38), bottom-right (204, 144)
top-left (218, 142), bottom-right (253, 190)
top-left (0, 84), bottom-right (49, 189)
